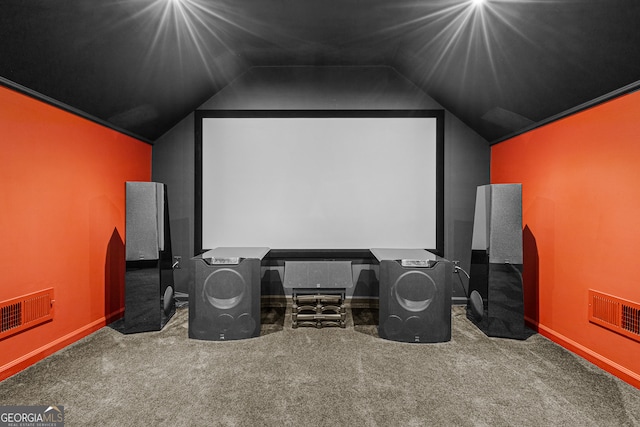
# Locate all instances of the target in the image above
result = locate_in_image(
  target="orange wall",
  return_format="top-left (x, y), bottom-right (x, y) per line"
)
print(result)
top-left (491, 90), bottom-right (640, 388)
top-left (0, 85), bottom-right (151, 380)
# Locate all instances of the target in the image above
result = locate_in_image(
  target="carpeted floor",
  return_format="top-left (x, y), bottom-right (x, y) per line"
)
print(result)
top-left (1, 306), bottom-right (639, 426)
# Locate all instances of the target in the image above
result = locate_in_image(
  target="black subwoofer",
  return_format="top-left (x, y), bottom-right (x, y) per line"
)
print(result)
top-left (372, 249), bottom-right (452, 343)
top-left (190, 247), bottom-right (269, 341)
top-left (124, 182), bottom-right (175, 334)
top-left (467, 184), bottom-right (526, 339)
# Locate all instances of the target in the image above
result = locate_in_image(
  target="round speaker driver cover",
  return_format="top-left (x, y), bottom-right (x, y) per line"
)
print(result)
top-left (217, 313), bottom-right (235, 332)
top-left (163, 286), bottom-right (174, 315)
top-left (392, 271), bottom-right (437, 313)
top-left (405, 315), bottom-right (427, 335)
top-left (469, 290), bottom-right (484, 321)
top-left (237, 313), bottom-right (256, 334)
top-left (383, 315), bottom-right (403, 337)
top-left (203, 268), bottom-right (246, 310)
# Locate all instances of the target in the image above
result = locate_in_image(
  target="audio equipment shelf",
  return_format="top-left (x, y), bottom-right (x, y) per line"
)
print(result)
top-left (291, 292), bottom-right (346, 328)
top-left (283, 260), bottom-right (354, 329)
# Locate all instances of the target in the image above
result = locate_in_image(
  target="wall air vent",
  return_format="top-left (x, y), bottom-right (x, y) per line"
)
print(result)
top-left (0, 288), bottom-right (54, 340)
top-left (589, 289), bottom-right (640, 342)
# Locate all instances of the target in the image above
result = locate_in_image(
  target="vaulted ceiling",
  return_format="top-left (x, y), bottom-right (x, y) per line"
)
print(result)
top-left (2, 0), bottom-right (639, 143)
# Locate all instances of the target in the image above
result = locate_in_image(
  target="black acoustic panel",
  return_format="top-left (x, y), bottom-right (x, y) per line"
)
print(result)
top-left (378, 259), bottom-right (452, 343)
top-left (190, 257), bottom-right (262, 341)
top-left (124, 182), bottom-right (175, 334)
top-left (467, 184), bottom-right (525, 339)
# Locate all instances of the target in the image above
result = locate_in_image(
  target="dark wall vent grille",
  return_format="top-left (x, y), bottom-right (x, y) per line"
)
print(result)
top-left (589, 290), bottom-right (640, 342)
top-left (0, 289), bottom-right (54, 340)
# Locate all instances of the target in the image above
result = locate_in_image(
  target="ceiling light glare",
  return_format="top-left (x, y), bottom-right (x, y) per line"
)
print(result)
top-left (471, 0), bottom-right (486, 6)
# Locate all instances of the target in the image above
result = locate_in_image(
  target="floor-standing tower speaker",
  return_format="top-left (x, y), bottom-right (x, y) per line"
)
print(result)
top-left (190, 247), bottom-right (270, 341)
top-left (371, 248), bottom-right (453, 343)
top-left (466, 184), bottom-right (526, 339)
top-left (124, 182), bottom-right (175, 334)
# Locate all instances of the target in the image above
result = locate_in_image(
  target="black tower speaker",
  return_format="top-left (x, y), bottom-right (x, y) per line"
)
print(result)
top-left (124, 182), bottom-right (175, 334)
top-left (372, 249), bottom-right (453, 343)
top-left (466, 184), bottom-right (526, 339)
top-left (190, 247), bottom-right (269, 341)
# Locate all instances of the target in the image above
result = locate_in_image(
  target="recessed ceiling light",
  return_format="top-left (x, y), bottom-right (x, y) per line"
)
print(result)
top-left (471, 0), bottom-right (486, 6)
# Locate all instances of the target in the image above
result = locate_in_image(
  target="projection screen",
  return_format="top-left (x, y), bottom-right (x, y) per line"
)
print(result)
top-left (195, 110), bottom-right (443, 253)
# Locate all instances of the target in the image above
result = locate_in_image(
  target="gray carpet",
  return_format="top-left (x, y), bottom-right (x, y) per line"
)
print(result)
top-left (1, 306), bottom-right (639, 426)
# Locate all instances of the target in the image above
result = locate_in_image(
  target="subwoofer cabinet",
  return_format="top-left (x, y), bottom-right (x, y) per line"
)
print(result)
top-left (124, 182), bottom-right (176, 334)
top-left (371, 248), bottom-right (452, 343)
top-left (466, 184), bottom-right (526, 339)
top-left (190, 247), bottom-right (270, 341)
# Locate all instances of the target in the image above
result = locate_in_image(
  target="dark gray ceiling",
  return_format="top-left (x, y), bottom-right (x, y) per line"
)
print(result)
top-left (2, 0), bottom-right (639, 142)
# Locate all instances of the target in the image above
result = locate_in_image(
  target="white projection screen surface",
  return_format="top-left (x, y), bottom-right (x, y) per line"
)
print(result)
top-left (197, 111), bottom-right (443, 251)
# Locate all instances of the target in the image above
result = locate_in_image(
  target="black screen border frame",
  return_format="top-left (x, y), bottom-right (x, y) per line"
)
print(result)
top-left (195, 109), bottom-right (445, 258)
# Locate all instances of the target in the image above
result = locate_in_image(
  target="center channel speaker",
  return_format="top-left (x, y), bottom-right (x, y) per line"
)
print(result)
top-left (372, 249), bottom-right (453, 343)
top-left (466, 184), bottom-right (526, 339)
top-left (124, 182), bottom-right (175, 334)
top-left (189, 247), bottom-right (269, 341)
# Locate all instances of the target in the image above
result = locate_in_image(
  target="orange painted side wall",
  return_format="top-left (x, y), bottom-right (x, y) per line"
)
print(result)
top-left (491, 90), bottom-right (640, 388)
top-left (0, 86), bottom-right (151, 380)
